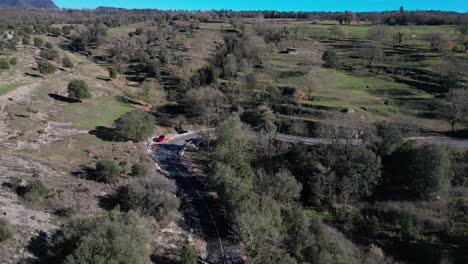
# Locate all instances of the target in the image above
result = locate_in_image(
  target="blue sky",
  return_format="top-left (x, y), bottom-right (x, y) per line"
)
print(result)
top-left (53, 0), bottom-right (468, 12)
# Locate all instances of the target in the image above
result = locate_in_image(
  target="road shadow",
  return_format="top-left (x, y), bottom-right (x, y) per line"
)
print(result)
top-left (89, 126), bottom-right (122, 142)
top-left (48, 93), bottom-right (81, 103)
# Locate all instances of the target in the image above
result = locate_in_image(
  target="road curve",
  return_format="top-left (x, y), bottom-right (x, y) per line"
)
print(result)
top-left (151, 132), bottom-right (243, 264)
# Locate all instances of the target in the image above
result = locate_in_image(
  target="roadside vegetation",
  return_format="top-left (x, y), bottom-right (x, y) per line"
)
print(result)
top-left (0, 6), bottom-right (466, 264)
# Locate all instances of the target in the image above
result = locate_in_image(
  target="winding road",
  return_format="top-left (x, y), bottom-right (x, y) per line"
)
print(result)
top-left (150, 130), bottom-right (468, 263)
top-left (151, 132), bottom-right (244, 264)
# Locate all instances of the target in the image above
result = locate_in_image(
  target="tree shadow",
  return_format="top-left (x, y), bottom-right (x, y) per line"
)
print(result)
top-left (24, 72), bottom-right (43, 78)
top-left (89, 126), bottom-right (121, 142)
top-left (150, 255), bottom-right (179, 264)
top-left (25, 230), bottom-right (49, 263)
top-left (48, 93), bottom-right (81, 103)
top-left (98, 189), bottom-right (120, 211)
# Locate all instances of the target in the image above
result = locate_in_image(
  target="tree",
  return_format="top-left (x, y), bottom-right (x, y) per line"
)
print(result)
top-left (0, 218), bottom-right (13, 242)
top-left (359, 42), bottom-right (383, 67)
top-left (222, 53), bottom-right (237, 79)
top-left (446, 195), bottom-right (466, 232)
top-left (37, 61), bottom-right (56, 75)
top-left (375, 122), bottom-right (404, 156)
top-left (443, 89), bottom-right (468, 134)
top-left (62, 56), bottom-right (74, 68)
top-left (0, 59), bottom-right (9, 70)
top-left (67, 80), bottom-right (91, 100)
top-left (33, 37), bottom-right (43, 48)
top-left (322, 49), bottom-right (338, 68)
top-left (94, 159), bottom-right (120, 184)
top-left (329, 25), bottom-right (345, 39)
top-left (23, 34), bottom-right (31, 45)
top-left (114, 109), bottom-right (155, 141)
top-left (40, 49), bottom-right (59, 60)
top-left (47, 210), bottom-right (150, 264)
top-left (424, 33), bottom-right (450, 51)
top-left (117, 178), bottom-right (180, 220)
top-left (185, 86), bottom-right (226, 126)
top-left (390, 143), bottom-right (451, 198)
top-left (368, 26), bottom-right (390, 43)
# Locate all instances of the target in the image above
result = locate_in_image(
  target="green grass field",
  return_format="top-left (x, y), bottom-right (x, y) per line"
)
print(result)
top-left (109, 26), bottom-right (137, 33)
top-left (0, 83), bottom-right (26, 96)
top-left (56, 96), bottom-right (134, 130)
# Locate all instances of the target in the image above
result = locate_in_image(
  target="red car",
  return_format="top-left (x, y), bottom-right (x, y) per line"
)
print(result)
top-left (154, 135), bottom-right (167, 143)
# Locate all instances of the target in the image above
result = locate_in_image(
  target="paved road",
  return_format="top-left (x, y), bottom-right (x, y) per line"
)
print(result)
top-left (151, 133), bottom-right (243, 264)
top-left (276, 134), bottom-right (468, 149)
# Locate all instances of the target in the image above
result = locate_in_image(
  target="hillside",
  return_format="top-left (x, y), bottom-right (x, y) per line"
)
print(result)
top-left (0, 0), bottom-right (58, 8)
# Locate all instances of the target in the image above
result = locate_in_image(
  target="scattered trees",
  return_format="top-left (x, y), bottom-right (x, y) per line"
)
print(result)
top-left (114, 109), bottom-right (155, 141)
top-left (359, 42), bottom-right (383, 67)
top-left (117, 178), bottom-right (180, 220)
top-left (47, 210), bottom-right (150, 264)
top-left (185, 86), bottom-right (226, 126)
top-left (67, 80), bottom-right (91, 100)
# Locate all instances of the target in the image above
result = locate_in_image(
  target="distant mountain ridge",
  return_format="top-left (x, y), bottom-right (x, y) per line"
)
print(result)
top-left (0, 0), bottom-right (58, 8)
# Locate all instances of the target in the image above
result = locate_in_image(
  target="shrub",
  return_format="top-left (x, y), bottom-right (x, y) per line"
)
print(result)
top-left (67, 80), bottom-right (91, 100)
top-left (37, 61), bottom-right (56, 75)
top-left (131, 163), bottom-right (148, 177)
top-left (23, 35), bottom-right (31, 45)
top-left (114, 110), bottom-right (155, 141)
top-left (322, 49), bottom-right (338, 68)
top-left (47, 210), bottom-right (150, 263)
top-left (109, 67), bottom-right (117, 79)
top-left (0, 218), bottom-right (13, 242)
top-left (62, 56), bottom-right (74, 68)
top-left (40, 49), bottom-right (59, 60)
top-left (94, 159), bottom-right (120, 184)
top-left (9, 57), bottom-right (17, 66)
top-left (135, 28), bottom-right (144, 35)
top-left (180, 244), bottom-right (198, 264)
top-left (44, 42), bottom-right (54, 49)
top-left (117, 179), bottom-right (180, 219)
top-left (0, 59), bottom-right (10, 70)
top-left (33, 37), bottom-right (43, 48)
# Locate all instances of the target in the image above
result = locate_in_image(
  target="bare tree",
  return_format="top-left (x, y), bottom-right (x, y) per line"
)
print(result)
top-left (442, 88), bottom-right (468, 135)
top-left (185, 86), bottom-right (226, 126)
top-left (359, 42), bottom-right (383, 67)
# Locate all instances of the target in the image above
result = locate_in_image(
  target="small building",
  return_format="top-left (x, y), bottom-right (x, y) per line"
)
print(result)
top-left (411, 34), bottom-right (417, 40)
top-left (286, 47), bottom-right (297, 54)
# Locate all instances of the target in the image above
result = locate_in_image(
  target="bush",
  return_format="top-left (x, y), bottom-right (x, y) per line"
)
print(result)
top-left (33, 37), bottom-right (43, 48)
top-left (9, 57), bottom-right (17, 66)
top-left (37, 61), bottom-right (56, 75)
top-left (40, 49), bottom-right (59, 60)
top-left (109, 67), bottom-right (117, 79)
top-left (117, 179), bottom-right (180, 219)
top-left (94, 159), bottom-right (120, 184)
top-left (23, 35), bottom-right (31, 45)
top-left (47, 210), bottom-right (150, 263)
top-left (0, 218), bottom-right (13, 242)
top-left (0, 59), bottom-right (10, 70)
top-left (44, 42), bottom-right (54, 49)
top-left (62, 56), bottom-right (74, 68)
top-left (131, 163), bottom-right (148, 177)
top-left (135, 28), bottom-right (144, 35)
top-left (322, 49), bottom-right (338, 68)
top-left (180, 244), bottom-right (198, 264)
top-left (114, 110), bottom-right (155, 141)
top-left (67, 80), bottom-right (91, 100)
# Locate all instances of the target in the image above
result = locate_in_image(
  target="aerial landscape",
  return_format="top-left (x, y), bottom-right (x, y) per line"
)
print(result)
top-left (0, 0), bottom-right (466, 263)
